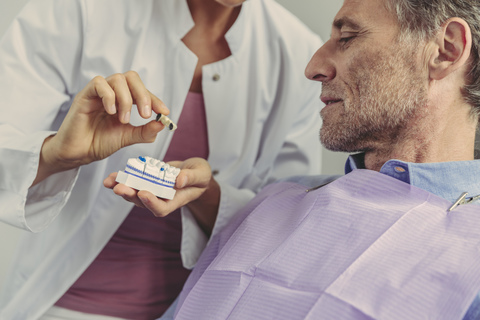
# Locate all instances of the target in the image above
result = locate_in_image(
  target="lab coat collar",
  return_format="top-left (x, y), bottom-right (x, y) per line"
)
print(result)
top-left (170, 0), bottom-right (195, 40)
top-left (224, 0), bottom-right (250, 55)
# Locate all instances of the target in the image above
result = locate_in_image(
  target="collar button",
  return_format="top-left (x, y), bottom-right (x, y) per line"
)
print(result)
top-left (394, 166), bottom-right (406, 173)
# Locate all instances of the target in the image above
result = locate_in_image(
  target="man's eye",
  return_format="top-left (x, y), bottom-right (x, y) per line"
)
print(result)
top-left (338, 35), bottom-right (355, 48)
top-left (339, 36), bottom-right (354, 44)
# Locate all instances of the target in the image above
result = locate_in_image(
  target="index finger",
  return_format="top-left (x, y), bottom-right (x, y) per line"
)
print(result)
top-left (124, 71), bottom-right (170, 118)
top-left (149, 89), bottom-right (170, 117)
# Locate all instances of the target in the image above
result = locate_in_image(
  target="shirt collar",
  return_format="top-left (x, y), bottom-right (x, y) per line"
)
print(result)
top-left (345, 153), bottom-right (480, 203)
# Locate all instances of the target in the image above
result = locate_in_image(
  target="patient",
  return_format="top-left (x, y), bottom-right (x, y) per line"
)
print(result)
top-left (164, 0), bottom-right (480, 318)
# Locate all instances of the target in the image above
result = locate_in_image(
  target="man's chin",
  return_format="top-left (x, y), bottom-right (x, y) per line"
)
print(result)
top-left (320, 135), bottom-right (365, 153)
top-left (322, 145), bottom-right (363, 153)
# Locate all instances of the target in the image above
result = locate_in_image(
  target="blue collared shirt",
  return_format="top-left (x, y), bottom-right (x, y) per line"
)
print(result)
top-left (346, 153), bottom-right (480, 320)
top-left (345, 153), bottom-right (480, 203)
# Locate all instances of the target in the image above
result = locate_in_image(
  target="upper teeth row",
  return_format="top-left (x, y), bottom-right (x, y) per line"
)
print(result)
top-left (125, 156), bottom-right (180, 187)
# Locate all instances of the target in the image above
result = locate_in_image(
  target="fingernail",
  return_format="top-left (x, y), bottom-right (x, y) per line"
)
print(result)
top-left (180, 176), bottom-right (188, 189)
top-left (108, 104), bottom-right (116, 114)
top-left (123, 111), bottom-right (131, 123)
top-left (139, 195), bottom-right (149, 204)
top-left (143, 105), bottom-right (152, 118)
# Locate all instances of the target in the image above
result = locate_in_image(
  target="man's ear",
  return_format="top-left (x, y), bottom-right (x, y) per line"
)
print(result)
top-left (429, 18), bottom-right (472, 80)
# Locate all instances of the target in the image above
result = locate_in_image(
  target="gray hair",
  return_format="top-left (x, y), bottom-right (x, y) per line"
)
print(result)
top-left (385, 0), bottom-right (480, 118)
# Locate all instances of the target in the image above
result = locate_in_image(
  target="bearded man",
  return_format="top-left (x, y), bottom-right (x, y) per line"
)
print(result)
top-left (109, 0), bottom-right (480, 319)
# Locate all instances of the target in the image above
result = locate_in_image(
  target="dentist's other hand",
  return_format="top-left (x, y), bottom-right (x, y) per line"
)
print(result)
top-left (104, 157), bottom-right (219, 235)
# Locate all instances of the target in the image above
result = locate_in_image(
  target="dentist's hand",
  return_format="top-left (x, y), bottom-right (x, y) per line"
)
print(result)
top-left (104, 157), bottom-right (220, 235)
top-left (33, 71), bottom-right (169, 185)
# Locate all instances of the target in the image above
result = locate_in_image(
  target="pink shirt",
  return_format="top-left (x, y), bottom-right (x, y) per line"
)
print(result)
top-left (55, 92), bottom-right (209, 319)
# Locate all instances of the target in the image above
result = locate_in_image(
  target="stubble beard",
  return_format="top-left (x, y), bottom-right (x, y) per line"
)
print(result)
top-left (319, 43), bottom-right (429, 153)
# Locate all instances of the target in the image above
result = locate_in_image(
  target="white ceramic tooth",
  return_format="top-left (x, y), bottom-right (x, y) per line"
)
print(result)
top-left (144, 157), bottom-right (161, 181)
top-left (164, 164), bottom-right (179, 185)
top-left (125, 156), bottom-right (146, 175)
top-left (155, 161), bottom-right (165, 179)
top-left (172, 167), bottom-right (180, 179)
top-left (158, 114), bottom-right (177, 131)
top-left (159, 162), bottom-right (168, 181)
top-left (157, 160), bottom-right (165, 181)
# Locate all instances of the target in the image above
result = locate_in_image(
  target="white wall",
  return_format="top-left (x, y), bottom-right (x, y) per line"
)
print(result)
top-left (0, 0), bottom-right (348, 291)
top-left (276, 0), bottom-right (348, 175)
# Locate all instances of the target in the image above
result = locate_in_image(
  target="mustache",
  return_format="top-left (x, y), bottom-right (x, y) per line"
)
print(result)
top-left (321, 82), bottom-right (344, 100)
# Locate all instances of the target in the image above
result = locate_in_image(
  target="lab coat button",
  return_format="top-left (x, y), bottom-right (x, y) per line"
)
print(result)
top-left (212, 74), bottom-right (220, 81)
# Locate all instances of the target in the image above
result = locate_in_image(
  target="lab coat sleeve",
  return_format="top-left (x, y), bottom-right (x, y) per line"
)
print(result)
top-left (0, 128), bottom-right (80, 232)
top-left (0, 0), bottom-right (85, 232)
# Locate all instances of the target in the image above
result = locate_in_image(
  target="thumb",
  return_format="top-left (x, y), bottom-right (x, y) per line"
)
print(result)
top-left (174, 161), bottom-right (211, 190)
top-left (127, 120), bottom-right (165, 145)
top-left (176, 173), bottom-right (188, 189)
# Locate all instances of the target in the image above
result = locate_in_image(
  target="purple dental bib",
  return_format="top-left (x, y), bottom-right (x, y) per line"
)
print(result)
top-left (176, 169), bottom-right (480, 320)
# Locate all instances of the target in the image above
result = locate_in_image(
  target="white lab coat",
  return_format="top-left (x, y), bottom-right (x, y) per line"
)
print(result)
top-left (0, 0), bottom-right (323, 318)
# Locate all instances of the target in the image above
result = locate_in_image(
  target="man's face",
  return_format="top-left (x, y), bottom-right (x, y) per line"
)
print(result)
top-left (305, 0), bottom-right (429, 152)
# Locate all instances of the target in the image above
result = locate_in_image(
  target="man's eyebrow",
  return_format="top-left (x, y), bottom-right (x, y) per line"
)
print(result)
top-left (333, 17), bottom-right (362, 31)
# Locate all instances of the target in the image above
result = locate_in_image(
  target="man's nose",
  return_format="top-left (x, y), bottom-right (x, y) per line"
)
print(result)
top-left (305, 41), bottom-right (336, 82)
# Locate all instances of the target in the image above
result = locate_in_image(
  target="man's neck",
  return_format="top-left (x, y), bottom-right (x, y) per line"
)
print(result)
top-left (363, 124), bottom-right (476, 171)
top-left (360, 93), bottom-right (478, 171)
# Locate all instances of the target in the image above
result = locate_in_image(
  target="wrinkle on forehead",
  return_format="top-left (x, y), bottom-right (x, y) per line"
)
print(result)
top-left (334, 0), bottom-right (399, 39)
top-left (337, 0), bottom-right (395, 26)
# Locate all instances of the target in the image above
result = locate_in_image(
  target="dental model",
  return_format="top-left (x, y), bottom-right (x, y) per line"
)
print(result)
top-left (115, 156), bottom-right (181, 199)
top-left (156, 113), bottom-right (177, 131)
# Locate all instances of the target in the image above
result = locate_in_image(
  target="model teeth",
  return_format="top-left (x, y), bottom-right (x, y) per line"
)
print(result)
top-left (125, 156), bottom-right (180, 186)
top-left (125, 156), bottom-right (147, 176)
top-left (116, 156), bottom-right (180, 199)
